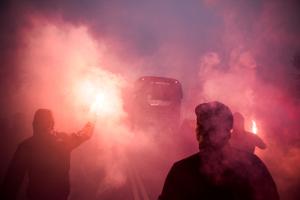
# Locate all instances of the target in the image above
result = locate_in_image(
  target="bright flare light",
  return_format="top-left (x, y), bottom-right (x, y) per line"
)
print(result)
top-left (75, 74), bottom-right (125, 120)
top-left (90, 91), bottom-right (116, 115)
top-left (251, 120), bottom-right (258, 134)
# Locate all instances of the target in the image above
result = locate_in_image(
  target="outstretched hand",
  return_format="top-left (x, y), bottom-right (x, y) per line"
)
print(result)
top-left (77, 122), bottom-right (95, 139)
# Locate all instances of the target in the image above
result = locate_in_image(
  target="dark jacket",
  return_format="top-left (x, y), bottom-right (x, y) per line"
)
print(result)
top-left (1, 131), bottom-right (90, 200)
top-left (159, 147), bottom-right (279, 200)
top-left (230, 130), bottom-right (266, 153)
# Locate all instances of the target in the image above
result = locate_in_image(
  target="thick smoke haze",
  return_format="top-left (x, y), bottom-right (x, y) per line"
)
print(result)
top-left (0, 0), bottom-right (299, 200)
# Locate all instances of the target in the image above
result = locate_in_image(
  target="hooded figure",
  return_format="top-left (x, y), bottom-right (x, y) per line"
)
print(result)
top-left (230, 112), bottom-right (266, 154)
top-left (1, 109), bottom-right (94, 200)
top-left (159, 101), bottom-right (279, 200)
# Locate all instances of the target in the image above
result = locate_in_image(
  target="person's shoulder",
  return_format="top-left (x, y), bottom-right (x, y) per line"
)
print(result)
top-left (244, 131), bottom-right (264, 142)
top-left (17, 136), bottom-right (35, 150)
top-left (230, 147), bottom-right (266, 168)
top-left (172, 153), bottom-right (199, 169)
top-left (242, 130), bottom-right (256, 139)
top-left (238, 148), bottom-right (262, 163)
top-left (54, 131), bottom-right (70, 141)
top-left (231, 146), bottom-right (252, 156)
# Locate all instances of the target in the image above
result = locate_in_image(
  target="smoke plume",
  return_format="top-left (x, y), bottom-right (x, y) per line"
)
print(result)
top-left (0, 0), bottom-right (299, 199)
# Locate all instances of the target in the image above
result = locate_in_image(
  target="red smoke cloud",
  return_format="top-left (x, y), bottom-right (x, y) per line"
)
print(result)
top-left (1, 1), bottom-right (300, 199)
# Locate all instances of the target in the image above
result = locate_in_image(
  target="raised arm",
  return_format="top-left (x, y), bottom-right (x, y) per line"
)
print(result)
top-left (56, 122), bottom-right (94, 150)
top-left (254, 135), bottom-right (267, 149)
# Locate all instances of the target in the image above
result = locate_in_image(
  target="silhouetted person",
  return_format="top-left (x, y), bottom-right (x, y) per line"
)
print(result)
top-left (159, 101), bottom-right (279, 200)
top-left (230, 112), bottom-right (266, 154)
top-left (1, 109), bottom-right (94, 200)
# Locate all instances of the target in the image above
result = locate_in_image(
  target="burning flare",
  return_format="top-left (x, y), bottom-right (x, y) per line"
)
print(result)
top-left (90, 92), bottom-right (114, 115)
top-left (75, 74), bottom-right (125, 121)
top-left (251, 120), bottom-right (257, 134)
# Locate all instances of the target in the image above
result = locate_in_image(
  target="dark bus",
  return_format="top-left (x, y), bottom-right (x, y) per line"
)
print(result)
top-left (130, 76), bottom-right (183, 131)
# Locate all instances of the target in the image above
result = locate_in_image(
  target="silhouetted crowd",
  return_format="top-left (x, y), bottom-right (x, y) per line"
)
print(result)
top-left (0, 102), bottom-right (280, 200)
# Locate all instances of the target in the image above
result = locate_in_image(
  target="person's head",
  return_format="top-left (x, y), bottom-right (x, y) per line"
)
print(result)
top-left (233, 112), bottom-right (245, 131)
top-left (195, 101), bottom-right (233, 150)
top-left (32, 109), bottom-right (54, 135)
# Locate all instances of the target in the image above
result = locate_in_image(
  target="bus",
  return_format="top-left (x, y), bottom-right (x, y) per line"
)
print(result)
top-left (129, 76), bottom-right (183, 131)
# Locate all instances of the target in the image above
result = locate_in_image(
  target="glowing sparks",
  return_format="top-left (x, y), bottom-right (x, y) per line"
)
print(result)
top-left (251, 120), bottom-right (258, 134)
